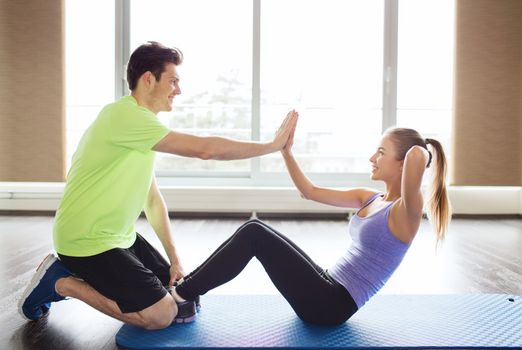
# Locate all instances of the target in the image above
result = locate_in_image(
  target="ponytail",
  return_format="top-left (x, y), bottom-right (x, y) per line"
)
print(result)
top-left (425, 138), bottom-right (452, 243)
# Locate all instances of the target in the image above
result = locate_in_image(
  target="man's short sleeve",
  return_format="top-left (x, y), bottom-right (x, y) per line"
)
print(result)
top-left (109, 104), bottom-right (170, 153)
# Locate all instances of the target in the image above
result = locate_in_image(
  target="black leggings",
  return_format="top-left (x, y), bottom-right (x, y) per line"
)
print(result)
top-left (177, 219), bottom-right (358, 325)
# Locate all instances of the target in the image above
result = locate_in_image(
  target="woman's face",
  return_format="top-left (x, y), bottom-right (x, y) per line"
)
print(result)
top-left (369, 134), bottom-right (404, 182)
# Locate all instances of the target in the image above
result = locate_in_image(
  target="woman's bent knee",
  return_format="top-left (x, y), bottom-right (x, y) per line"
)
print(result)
top-left (238, 220), bottom-right (266, 235)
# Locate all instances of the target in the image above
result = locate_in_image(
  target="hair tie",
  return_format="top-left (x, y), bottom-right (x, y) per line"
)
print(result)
top-left (426, 150), bottom-right (433, 168)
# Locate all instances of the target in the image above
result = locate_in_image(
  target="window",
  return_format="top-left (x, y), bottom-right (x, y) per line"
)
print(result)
top-left (65, 0), bottom-right (114, 169)
top-left (131, 0), bottom-right (253, 175)
top-left (396, 0), bottom-right (455, 156)
top-left (259, 0), bottom-right (383, 174)
top-left (66, 0), bottom-right (455, 186)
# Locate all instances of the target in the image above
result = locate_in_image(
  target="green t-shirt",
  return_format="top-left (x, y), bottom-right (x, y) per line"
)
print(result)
top-left (53, 95), bottom-right (170, 257)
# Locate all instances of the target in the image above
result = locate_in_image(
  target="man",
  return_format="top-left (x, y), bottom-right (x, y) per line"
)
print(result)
top-left (18, 41), bottom-right (297, 330)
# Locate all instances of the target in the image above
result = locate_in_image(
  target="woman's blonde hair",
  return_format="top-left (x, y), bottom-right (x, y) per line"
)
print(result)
top-left (385, 128), bottom-right (451, 242)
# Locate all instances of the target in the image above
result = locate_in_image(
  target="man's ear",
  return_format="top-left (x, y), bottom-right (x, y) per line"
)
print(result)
top-left (141, 71), bottom-right (154, 89)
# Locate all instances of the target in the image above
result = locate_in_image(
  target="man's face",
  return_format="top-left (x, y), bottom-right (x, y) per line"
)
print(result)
top-left (150, 63), bottom-right (181, 113)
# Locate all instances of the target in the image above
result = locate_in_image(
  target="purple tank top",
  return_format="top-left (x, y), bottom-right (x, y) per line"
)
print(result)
top-left (329, 192), bottom-right (411, 308)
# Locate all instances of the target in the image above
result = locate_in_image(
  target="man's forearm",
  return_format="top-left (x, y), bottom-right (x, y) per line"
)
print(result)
top-left (205, 137), bottom-right (277, 160)
top-left (153, 130), bottom-right (284, 161)
top-left (144, 198), bottom-right (180, 264)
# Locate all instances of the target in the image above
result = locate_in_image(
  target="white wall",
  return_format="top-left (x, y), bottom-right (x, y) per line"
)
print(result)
top-left (0, 183), bottom-right (521, 215)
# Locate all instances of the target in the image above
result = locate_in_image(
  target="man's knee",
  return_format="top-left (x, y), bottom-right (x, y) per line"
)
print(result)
top-left (139, 295), bottom-right (177, 330)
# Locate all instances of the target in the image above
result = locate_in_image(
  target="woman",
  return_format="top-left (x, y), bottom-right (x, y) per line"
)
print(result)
top-left (172, 113), bottom-right (451, 325)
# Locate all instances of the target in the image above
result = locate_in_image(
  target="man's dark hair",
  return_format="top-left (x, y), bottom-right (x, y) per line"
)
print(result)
top-left (126, 41), bottom-right (183, 91)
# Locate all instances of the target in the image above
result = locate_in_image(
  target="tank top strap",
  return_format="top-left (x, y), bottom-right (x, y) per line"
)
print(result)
top-left (361, 192), bottom-right (384, 208)
top-left (383, 195), bottom-right (401, 219)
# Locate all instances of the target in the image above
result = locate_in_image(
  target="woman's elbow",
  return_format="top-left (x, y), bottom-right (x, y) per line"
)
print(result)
top-left (406, 146), bottom-right (428, 163)
top-left (299, 188), bottom-right (316, 200)
top-left (407, 145), bottom-right (425, 157)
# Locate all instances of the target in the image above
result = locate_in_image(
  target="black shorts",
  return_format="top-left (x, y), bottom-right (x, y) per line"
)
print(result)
top-left (59, 233), bottom-right (170, 313)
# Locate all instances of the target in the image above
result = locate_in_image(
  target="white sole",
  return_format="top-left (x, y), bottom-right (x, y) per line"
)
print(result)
top-left (17, 253), bottom-right (57, 321)
top-left (173, 314), bottom-right (197, 324)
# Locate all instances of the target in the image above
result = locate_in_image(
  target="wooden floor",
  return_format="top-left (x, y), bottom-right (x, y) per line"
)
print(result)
top-left (1, 215), bottom-right (521, 349)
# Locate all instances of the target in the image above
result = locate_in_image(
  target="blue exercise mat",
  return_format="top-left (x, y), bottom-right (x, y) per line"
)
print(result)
top-left (116, 294), bottom-right (522, 349)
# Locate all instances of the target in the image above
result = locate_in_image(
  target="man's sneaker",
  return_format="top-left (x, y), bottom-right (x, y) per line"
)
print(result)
top-left (18, 253), bottom-right (71, 321)
top-left (41, 302), bottom-right (52, 314)
top-left (173, 300), bottom-right (197, 324)
top-left (172, 280), bottom-right (201, 312)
